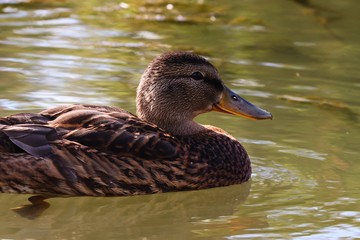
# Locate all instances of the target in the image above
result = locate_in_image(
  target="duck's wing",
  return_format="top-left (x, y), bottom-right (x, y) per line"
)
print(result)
top-left (0, 105), bottom-right (186, 195)
top-left (44, 104), bottom-right (180, 160)
top-left (0, 104), bottom-right (180, 160)
top-left (0, 113), bottom-right (53, 154)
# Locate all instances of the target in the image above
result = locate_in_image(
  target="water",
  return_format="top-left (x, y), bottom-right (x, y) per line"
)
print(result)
top-left (0, 0), bottom-right (359, 239)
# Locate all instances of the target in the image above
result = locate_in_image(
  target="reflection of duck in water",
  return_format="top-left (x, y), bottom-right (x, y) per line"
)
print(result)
top-left (4, 182), bottom-right (255, 226)
top-left (0, 51), bottom-right (272, 197)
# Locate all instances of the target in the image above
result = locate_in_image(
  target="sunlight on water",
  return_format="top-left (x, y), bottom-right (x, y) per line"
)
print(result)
top-left (230, 59), bottom-right (308, 70)
top-left (240, 137), bottom-right (327, 160)
top-left (279, 148), bottom-right (327, 161)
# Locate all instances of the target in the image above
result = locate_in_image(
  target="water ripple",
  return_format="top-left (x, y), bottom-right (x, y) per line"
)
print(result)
top-left (239, 138), bottom-right (276, 145)
top-left (235, 89), bottom-right (273, 98)
top-left (292, 224), bottom-right (360, 239)
top-left (0, 7), bottom-right (70, 19)
top-left (279, 148), bottom-right (328, 161)
top-left (0, 98), bottom-right (27, 110)
top-left (240, 137), bottom-right (327, 161)
top-left (21, 90), bottom-right (115, 108)
top-left (0, 37), bottom-right (81, 49)
top-left (232, 78), bottom-right (265, 87)
top-left (0, 0), bottom-right (26, 4)
top-left (230, 59), bottom-right (307, 70)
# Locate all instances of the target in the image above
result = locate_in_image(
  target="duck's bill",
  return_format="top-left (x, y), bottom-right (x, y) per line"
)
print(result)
top-left (213, 87), bottom-right (272, 120)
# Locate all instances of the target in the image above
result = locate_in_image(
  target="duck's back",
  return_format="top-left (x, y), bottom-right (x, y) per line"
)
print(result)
top-left (0, 104), bottom-right (250, 196)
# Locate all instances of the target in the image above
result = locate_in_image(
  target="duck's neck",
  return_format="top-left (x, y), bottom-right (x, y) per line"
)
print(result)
top-left (138, 111), bottom-right (207, 136)
top-left (160, 119), bottom-right (207, 136)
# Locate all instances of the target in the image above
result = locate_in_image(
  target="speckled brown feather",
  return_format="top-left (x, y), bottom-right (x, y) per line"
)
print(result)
top-left (0, 104), bottom-right (251, 196)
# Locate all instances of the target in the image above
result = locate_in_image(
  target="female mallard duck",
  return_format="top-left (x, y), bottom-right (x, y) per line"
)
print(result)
top-left (0, 51), bottom-right (272, 196)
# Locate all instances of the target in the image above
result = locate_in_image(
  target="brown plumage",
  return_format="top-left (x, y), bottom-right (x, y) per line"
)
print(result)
top-left (0, 51), bottom-right (272, 196)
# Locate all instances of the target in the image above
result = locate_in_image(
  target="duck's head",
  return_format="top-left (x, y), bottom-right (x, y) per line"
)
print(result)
top-left (136, 51), bottom-right (272, 135)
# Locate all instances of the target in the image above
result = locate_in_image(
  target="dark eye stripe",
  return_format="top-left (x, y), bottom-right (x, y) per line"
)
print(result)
top-left (204, 77), bottom-right (224, 91)
top-left (176, 73), bottom-right (224, 92)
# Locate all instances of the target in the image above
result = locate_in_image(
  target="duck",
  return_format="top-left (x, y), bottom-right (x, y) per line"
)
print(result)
top-left (0, 51), bottom-right (272, 196)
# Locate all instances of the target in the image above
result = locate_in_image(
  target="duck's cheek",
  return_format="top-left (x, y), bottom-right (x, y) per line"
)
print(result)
top-left (192, 103), bottom-right (214, 117)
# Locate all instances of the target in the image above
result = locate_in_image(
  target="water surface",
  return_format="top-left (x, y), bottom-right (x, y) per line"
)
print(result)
top-left (0, 0), bottom-right (359, 239)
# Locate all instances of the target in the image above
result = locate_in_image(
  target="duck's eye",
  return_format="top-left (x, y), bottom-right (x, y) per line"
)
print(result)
top-left (191, 71), bottom-right (204, 80)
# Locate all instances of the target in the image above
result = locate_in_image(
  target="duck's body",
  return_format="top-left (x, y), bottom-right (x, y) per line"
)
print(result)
top-left (0, 52), bottom-right (271, 196)
top-left (0, 104), bottom-right (250, 196)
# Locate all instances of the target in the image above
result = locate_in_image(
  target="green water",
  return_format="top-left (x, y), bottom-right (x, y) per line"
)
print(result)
top-left (0, 0), bottom-right (359, 239)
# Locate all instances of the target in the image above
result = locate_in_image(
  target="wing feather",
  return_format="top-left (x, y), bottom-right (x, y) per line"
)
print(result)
top-left (1, 104), bottom-right (180, 160)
